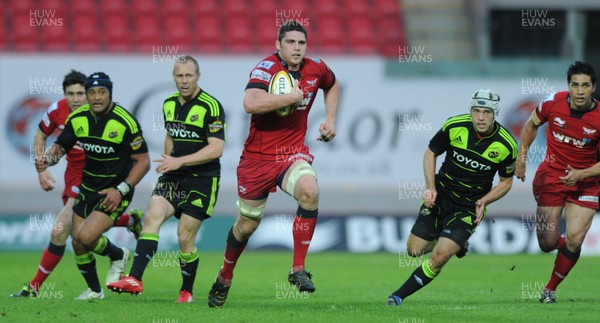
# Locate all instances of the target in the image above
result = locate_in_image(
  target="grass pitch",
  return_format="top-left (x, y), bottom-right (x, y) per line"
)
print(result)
top-left (1, 251), bottom-right (598, 322)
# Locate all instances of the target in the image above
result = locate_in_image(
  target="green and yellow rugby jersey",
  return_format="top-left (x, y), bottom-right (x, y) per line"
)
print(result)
top-left (429, 113), bottom-right (517, 207)
top-left (162, 89), bottom-right (225, 177)
top-left (56, 103), bottom-right (148, 193)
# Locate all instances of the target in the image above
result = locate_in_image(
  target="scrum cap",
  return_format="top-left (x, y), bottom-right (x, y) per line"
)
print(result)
top-left (470, 89), bottom-right (500, 116)
top-left (85, 72), bottom-right (113, 95)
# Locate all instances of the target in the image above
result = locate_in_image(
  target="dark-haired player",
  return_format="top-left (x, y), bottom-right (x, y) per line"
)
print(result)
top-left (11, 70), bottom-right (142, 298)
top-left (387, 89), bottom-right (517, 306)
top-left (36, 72), bottom-right (150, 300)
top-left (516, 61), bottom-right (600, 303)
top-left (207, 19), bottom-right (340, 307)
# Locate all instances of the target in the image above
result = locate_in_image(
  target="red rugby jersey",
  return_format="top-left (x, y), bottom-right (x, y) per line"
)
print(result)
top-left (535, 91), bottom-right (600, 170)
top-left (242, 52), bottom-right (336, 161)
top-left (38, 98), bottom-right (85, 173)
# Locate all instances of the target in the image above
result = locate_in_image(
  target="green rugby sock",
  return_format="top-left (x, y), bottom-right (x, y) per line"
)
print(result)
top-left (393, 260), bottom-right (438, 300)
top-left (179, 249), bottom-right (199, 293)
top-left (75, 252), bottom-right (101, 293)
top-left (129, 233), bottom-right (159, 281)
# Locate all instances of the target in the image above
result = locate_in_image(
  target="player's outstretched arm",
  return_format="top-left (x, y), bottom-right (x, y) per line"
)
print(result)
top-left (243, 87), bottom-right (302, 115)
top-left (318, 80), bottom-right (339, 142)
top-left (516, 113), bottom-right (541, 181)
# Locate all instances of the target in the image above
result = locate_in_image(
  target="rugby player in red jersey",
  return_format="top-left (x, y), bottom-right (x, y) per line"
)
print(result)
top-left (516, 61), bottom-right (599, 303)
top-left (11, 70), bottom-right (142, 298)
top-left (208, 20), bottom-right (339, 307)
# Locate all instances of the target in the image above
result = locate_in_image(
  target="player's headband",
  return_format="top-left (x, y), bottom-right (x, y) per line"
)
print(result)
top-left (470, 89), bottom-right (500, 116)
top-left (85, 72), bottom-right (113, 94)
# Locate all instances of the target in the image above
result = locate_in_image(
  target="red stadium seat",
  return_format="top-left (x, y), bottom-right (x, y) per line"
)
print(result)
top-left (348, 20), bottom-right (377, 54)
top-left (252, 0), bottom-right (278, 17)
top-left (72, 15), bottom-right (102, 52)
top-left (345, 0), bottom-right (372, 20)
top-left (70, 0), bottom-right (96, 16)
top-left (102, 0), bottom-right (128, 17)
top-left (223, 0), bottom-right (250, 19)
top-left (375, 16), bottom-right (406, 57)
top-left (104, 15), bottom-right (131, 52)
top-left (256, 18), bottom-right (278, 51)
top-left (41, 24), bottom-right (71, 52)
top-left (132, 0), bottom-right (159, 17)
top-left (190, 0), bottom-right (219, 19)
top-left (160, 0), bottom-right (189, 17)
top-left (11, 16), bottom-right (41, 51)
top-left (134, 15), bottom-right (163, 52)
top-left (314, 0), bottom-right (340, 18)
top-left (8, 0), bottom-right (36, 16)
top-left (164, 16), bottom-right (193, 52)
top-left (373, 0), bottom-right (401, 17)
top-left (316, 17), bottom-right (346, 54)
top-left (39, 0), bottom-right (66, 12)
top-left (195, 17), bottom-right (223, 53)
top-left (225, 16), bottom-right (254, 53)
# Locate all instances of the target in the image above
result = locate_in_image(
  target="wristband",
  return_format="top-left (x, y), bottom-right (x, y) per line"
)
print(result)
top-left (116, 181), bottom-right (132, 197)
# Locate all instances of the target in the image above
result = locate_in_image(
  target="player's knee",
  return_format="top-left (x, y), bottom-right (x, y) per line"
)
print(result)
top-left (177, 232), bottom-right (195, 248)
top-left (233, 216), bottom-right (259, 240)
top-left (74, 230), bottom-right (96, 249)
top-left (406, 247), bottom-right (425, 258)
top-left (566, 232), bottom-right (585, 249)
top-left (294, 178), bottom-right (319, 206)
top-left (237, 199), bottom-right (266, 220)
top-left (50, 223), bottom-right (69, 244)
top-left (538, 239), bottom-right (555, 253)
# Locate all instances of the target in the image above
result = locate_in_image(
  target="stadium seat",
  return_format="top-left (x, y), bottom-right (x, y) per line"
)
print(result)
top-left (256, 18), bottom-right (278, 51)
top-left (195, 17), bottom-right (223, 53)
top-left (315, 17), bottom-right (346, 54)
top-left (223, 0), bottom-right (250, 19)
top-left (11, 16), bottom-right (41, 51)
top-left (225, 16), bottom-right (254, 53)
top-left (38, 0), bottom-right (66, 12)
top-left (160, 0), bottom-right (189, 17)
top-left (104, 15), bottom-right (131, 52)
top-left (190, 0), bottom-right (219, 19)
top-left (345, 0), bottom-right (372, 20)
top-left (252, 0), bottom-right (278, 18)
top-left (132, 0), bottom-right (159, 17)
top-left (348, 17), bottom-right (377, 54)
top-left (72, 15), bottom-right (102, 52)
top-left (373, 0), bottom-right (401, 17)
top-left (134, 15), bottom-right (163, 52)
top-left (164, 16), bottom-right (193, 52)
top-left (102, 0), bottom-right (128, 17)
top-left (375, 16), bottom-right (406, 58)
top-left (314, 0), bottom-right (340, 18)
top-left (8, 0), bottom-right (36, 16)
top-left (41, 24), bottom-right (71, 52)
top-left (70, 0), bottom-right (96, 17)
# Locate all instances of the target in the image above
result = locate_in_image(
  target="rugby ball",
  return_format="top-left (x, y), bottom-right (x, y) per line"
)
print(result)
top-left (269, 70), bottom-right (296, 117)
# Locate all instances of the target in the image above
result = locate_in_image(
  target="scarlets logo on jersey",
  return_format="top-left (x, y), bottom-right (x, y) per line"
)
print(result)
top-left (551, 131), bottom-right (591, 148)
top-left (451, 151), bottom-right (491, 171)
top-left (583, 127), bottom-right (597, 135)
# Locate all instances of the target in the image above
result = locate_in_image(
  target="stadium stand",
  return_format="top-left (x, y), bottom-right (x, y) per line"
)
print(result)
top-left (0, 0), bottom-right (406, 56)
